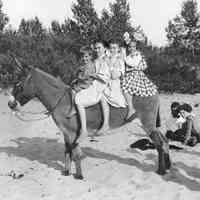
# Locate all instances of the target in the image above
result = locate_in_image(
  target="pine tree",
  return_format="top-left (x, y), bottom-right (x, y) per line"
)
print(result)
top-left (18, 17), bottom-right (46, 38)
top-left (98, 0), bottom-right (145, 45)
top-left (166, 0), bottom-right (200, 60)
top-left (0, 0), bottom-right (9, 32)
top-left (69, 0), bottom-right (100, 45)
top-left (108, 0), bottom-right (133, 41)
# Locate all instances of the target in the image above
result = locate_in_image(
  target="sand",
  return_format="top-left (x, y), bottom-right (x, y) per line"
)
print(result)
top-left (0, 91), bottom-right (200, 200)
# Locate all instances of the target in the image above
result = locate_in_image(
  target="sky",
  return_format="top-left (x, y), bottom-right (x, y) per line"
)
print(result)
top-left (2, 0), bottom-right (200, 46)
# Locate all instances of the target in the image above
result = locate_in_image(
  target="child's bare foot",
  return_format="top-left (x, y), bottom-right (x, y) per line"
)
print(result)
top-left (125, 109), bottom-right (136, 119)
top-left (77, 130), bottom-right (88, 143)
top-left (95, 126), bottom-right (110, 136)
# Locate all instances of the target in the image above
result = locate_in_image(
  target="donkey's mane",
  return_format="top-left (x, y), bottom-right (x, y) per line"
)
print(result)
top-left (34, 68), bottom-right (67, 89)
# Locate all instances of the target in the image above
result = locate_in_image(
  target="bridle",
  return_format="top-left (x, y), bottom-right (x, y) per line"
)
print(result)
top-left (12, 85), bottom-right (69, 122)
top-left (9, 54), bottom-right (70, 122)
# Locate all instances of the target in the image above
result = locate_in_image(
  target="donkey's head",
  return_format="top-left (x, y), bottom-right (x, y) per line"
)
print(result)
top-left (8, 58), bottom-right (36, 110)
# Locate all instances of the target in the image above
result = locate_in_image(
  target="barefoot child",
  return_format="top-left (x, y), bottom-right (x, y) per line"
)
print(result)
top-left (96, 40), bottom-right (127, 135)
top-left (121, 37), bottom-right (157, 122)
top-left (74, 41), bottom-right (111, 141)
top-left (67, 47), bottom-right (95, 116)
top-left (105, 40), bottom-right (126, 108)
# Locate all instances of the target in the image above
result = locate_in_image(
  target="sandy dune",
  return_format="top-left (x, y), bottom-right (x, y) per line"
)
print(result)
top-left (0, 92), bottom-right (200, 200)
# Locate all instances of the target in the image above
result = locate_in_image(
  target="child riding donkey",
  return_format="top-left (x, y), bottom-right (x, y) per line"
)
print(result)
top-left (67, 47), bottom-right (96, 117)
top-left (67, 40), bottom-right (111, 141)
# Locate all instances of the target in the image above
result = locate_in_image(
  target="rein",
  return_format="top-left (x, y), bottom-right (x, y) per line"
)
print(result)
top-left (45, 87), bottom-right (69, 116)
top-left (13, 112), bottom-right (50, 122)
top-left (17, 109), bottom-right (49, 115)
top-left (14, 88), bottom-right (69, 122)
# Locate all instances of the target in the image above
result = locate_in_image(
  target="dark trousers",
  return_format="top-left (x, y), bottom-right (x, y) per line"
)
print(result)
top-left (166, 129), bottom-right (200, 146)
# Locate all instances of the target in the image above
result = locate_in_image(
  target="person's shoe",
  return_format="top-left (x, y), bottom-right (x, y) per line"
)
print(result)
top-left (124, 112), bottom-right (137, 124)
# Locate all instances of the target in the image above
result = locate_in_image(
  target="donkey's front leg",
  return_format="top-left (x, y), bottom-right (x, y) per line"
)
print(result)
top-left (62, 145), bottom-right (72, 176)
top-left (72, 144), bottom-right (84, 180)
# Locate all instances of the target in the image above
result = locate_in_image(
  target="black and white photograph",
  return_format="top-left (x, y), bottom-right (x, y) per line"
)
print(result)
top-left (0, 0), bottom-right (200, 199)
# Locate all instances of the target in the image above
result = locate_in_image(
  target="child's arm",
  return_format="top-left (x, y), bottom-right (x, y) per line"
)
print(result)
top-left (78, 64), bottom-right (94, 80)
top-left (120, 47), bottom-right (127, 60)
top-left (93, 59), bottom-right (111, 84)
top-left (76, 66), bottom-right (85, 80)
top-left (94, 70), bottom-right (110, 84)
top-left (183, 116), bottom-right (193, 145)
top-left (136, 54), bottom-right (148, 71)
top-left (90, 73), bottom-right (107, 84)
top-left (111, 59), bottom-right (125, 80)
top-left (125, 53), bottom-right (147, 72)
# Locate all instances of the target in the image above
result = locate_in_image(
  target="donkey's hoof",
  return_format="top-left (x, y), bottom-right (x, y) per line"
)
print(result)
top-left (62, 170), bottom-right (70, 176)
top-left (156, 169), bottom-right (167, 176)
top-left (74, 174), bottom-right (84, 180)
top-left (164, 153), bottom-right (171, 170)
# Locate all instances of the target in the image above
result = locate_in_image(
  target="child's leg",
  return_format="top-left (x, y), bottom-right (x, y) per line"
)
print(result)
top-left (96, 98), bottom-right (110, 135)
top-left (172, 129), bottom-right (186, 143)
top-left (165, 130), bottom-right (174, 140)
top-left (76, 103), bottom-right (88, 142)
top-left (123, 92), bottom-right (135, 119)
top-left (191, 128), bottom-right (200, 143)
top-left (66, 89), bottom-right (77, 117)
top-left (74, 86), bottom-right (96, 141)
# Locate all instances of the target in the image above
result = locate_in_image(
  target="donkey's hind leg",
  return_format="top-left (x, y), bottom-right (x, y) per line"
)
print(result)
top-left (158, 131), bottom-right (171, 170)
top-left (149, 130), bottom-right (171, 175)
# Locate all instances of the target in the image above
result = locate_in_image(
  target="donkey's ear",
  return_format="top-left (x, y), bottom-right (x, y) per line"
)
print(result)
top-left (9, 52), bottom-right (24, 73)
top-left (8, 52), bottom-right (31, 72)
top-left (14, 57), bottom-right (24, 72)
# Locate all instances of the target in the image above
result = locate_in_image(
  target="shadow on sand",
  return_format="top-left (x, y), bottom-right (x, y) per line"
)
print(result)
top-left (0, 137), bottom-right (200, 191)
top-left (0, 137), bottom-right (154, 172)
top-left (134, 150), bottom-right (200, 191)
top-left (0, 137), bottom-right (65, 171)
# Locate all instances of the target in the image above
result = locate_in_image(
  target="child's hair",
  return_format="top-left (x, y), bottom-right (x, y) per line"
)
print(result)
top-left (94, 39), bottom-right (110, 49)
top-left (171, 101), bottom-right (180, 118)
top-left (80, 46), bottom-right (93, 56)
top-left (178, 103), bottom-right (193, 113)
top-left (108, 39), bottom-right (120, 46)
top-left (170, 101), bottom-right (193, 118)
top-left (171, 102), bottom-right (180, 110)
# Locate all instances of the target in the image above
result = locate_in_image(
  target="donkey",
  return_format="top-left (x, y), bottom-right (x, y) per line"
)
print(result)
top-left (8, 66), bottom-right (171, 179)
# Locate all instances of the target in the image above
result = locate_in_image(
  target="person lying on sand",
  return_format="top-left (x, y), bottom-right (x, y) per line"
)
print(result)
top-left (166, 102), bottom-right (200, 147)
top-left (131, 102), bottom-right (200, 150)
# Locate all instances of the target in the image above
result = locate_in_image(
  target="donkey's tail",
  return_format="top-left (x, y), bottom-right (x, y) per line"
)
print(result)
top-left (156, 107), bottom-right (161, 128)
